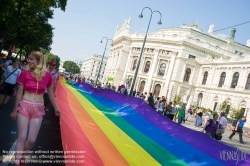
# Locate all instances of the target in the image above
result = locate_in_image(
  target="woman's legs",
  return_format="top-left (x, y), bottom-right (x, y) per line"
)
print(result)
top-left (24, 117), bottom-right (43, 151)
top-left (15, 113), bottom-right (29, 165)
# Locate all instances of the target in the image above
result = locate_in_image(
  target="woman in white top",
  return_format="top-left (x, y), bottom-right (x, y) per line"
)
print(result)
top-left (158, 100), bottom-right (164, 115)
top-left (154, 97), bottom-right (160, 111)
top-left (0, 60), bottom-right (21, 109)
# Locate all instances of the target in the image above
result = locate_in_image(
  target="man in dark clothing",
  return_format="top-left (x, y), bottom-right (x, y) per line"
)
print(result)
top-left (147, 93), bottom-right (154, 109)
top-left (229, 116), bottom-right (246, 144)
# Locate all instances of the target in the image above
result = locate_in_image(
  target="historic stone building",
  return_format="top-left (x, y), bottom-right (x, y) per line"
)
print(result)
top-left (81, 54), bottom-right (108, 80)
top-left (103, 18), bottom-right (250, 127)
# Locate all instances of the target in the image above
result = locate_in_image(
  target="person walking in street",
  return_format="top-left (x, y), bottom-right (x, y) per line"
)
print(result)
top-left (202, 114), bottom-right (219, 139)
top-left (195, 108), bottom-right (203, 127)
top-left (10, 51), bottom-right (61, 166)
top-left (147, 93), bottom-right (154, 109)
top-left (0, 59), bottom-right (21, 109)
top-left (218, 112), bottom-right (227, 136)
top-left (229, 116), bottom-right (246, 144)
top-left (177, 102), bottom-right (185, 124)
top-left (43, 61), bottom-right (57, 111)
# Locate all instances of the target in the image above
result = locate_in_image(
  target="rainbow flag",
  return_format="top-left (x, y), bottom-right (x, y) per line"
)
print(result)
top-left (56, 78), bottom-right (250, 166)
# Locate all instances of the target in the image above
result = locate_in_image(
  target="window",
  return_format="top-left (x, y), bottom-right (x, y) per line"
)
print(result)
top-left (197, 93), bottom-right (203, 107)
top-left (188, 55), bottom-right (196, 59)
top-left (154, 84), bottom-right (161, 97)
top-left (245, 74), bottom-right (250, 90)
top-left (202, 71), bottom-right (208, 85)
top-left (218, 72), bottom-right (226, 87)
top-left (147, 48), bottom-right (154, 53)
top-left (136, 48), bottom-right (141, 51)
top-left (230, 72), bottom-right (239, 88)
top-left (132, 59), bottom-right (137, 70)
top-left (183, 68), bottom-right (191, 82)
top-left (162, 50), bottom-right (170, 54)
top-left (144, 61), bottom-right (151, 73)
top-left (139, 81), bottom-right (146, 93)
top-left (158, 63), bottom-right (166, 76)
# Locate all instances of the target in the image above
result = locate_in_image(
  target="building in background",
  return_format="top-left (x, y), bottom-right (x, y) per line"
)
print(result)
top-left (103, 18), bottom-right (250, 127)
top-left (81, 54), bottom-right (108, 80)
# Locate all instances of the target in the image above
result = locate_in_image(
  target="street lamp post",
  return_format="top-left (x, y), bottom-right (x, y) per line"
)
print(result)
top-left (129, 7), bottom-right (162, 96)
top-left (95, 37), bottom-right (113, 87)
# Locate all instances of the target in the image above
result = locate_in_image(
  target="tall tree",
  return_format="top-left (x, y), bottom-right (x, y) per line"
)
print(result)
top-left (63, 61), bottom-right (80, 74)
top-left (0, 0), bottom-right (67, 53)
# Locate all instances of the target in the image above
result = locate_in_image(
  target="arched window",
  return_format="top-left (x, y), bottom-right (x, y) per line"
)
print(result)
top-left (158, 63), bottom-right (166, 76)
top-left (218, 72), bottom-right (226, 87)
top-left (132, 59), bottom-right (137, 70)
top-left (202, 71), bottom-right (208, 85)
top-left (154, 84), bottom-right (161, 97)
top-left (139, 81), bottom-right (146, 93)
top-left (245, 74), bottom-right (250, 90)
top-left (230, 72), bottom-right (239, 88)
top-left (183, 68), bottom-right (191, 82)
top-left (197, 93), bottom-right (203, 107)
top-left (144, 61), bottom-right (151, 73)
top-left (127, 78), bottom-right (132, 88)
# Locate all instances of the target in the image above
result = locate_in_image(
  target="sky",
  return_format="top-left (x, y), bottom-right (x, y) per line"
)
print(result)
top-left (48, 0), bottom-right (250, 62)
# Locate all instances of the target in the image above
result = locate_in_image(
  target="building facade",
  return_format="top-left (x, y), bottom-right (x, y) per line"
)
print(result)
top-left (103, 18), bottom-right (250, 127)
top-left (81, 54), bottom-right (108, 80)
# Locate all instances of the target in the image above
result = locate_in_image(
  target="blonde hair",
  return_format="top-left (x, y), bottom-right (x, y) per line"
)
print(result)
top-left (27, 51), bottom-right (46, 81)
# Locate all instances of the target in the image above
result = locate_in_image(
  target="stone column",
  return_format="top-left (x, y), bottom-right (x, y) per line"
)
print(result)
top-left (122, 48), bottom-right (132, 83)
top-left (224, 68), bottom-right (232, 89)
top-left (144, 49), bottom-right (159, 93)
top-left (237, 67), bottom-right (247, 90)
top-left (160, 52), bottom-right (178, 96)
top-left (190, 66), bottom-right (196, 85)
top-left (180, 60), bottom-right (187, 82)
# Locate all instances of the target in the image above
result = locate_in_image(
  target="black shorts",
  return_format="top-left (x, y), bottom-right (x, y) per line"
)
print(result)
top-left (0, 82), bottom-right (16, 96)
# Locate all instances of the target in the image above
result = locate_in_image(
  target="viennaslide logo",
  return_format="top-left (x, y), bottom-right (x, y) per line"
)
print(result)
top-left (220, 148), bottom-right (249, 165)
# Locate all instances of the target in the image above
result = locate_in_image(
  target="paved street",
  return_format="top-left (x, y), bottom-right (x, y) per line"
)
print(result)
top-left (180, 116), bottom-right (250, 153)
top-left (0, 97), bottom-right (64, 166)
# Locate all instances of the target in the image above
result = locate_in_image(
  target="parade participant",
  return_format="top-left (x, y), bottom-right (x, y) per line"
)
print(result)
top-left (10, 51), bottom-right (60, 166)
top-left (177, 102), bottom-right (185, 124)
top-left (0, 59), bottom-right (21, 109)
top-left (218, 112), bottom-right (227, 135)
top-left (195, 108), bottom-right (203, 127)
top-left (202, 114), bottom-right (219, 139)
top-left (44, 61), bottom-right (57, 111)
top-left (229, 116), bottom-right (246, 144)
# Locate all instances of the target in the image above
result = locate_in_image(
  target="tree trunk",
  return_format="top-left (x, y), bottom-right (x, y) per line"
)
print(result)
top-left (0, 27), bottom-right (8, 54)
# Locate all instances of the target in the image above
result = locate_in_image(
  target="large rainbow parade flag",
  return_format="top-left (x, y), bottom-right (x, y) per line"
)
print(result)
top-left (56, 78), bottom-right (250, 166)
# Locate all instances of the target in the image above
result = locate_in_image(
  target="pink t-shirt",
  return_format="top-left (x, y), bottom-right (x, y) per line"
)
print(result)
top-left (17, 70), bottom-right (53, 94)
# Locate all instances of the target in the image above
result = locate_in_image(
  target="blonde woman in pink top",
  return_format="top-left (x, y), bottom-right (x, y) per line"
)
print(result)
top-left (10, 51), bottom-right (61, 166)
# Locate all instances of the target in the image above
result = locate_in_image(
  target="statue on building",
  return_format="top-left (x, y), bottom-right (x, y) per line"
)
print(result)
top-left (127, 17), bottom-right (131, 24)
top-left (116, 25), bottom-right (119, 32)
top-left (247, 39), bottom-right (250, 47)
top-left (229, 28), bottom-right (236, 41)
top-left (207, 24), bottom-right (214, 34)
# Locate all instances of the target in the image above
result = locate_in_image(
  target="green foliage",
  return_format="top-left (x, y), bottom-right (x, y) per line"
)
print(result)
top-left (63, 61), bottom-right (80, 74)
top-left (45, 52), bottom-right (61, 69)
top-left (0, 0), bottom-right (68, 53)
top-left (218, 100), bottom-right (229, 114)
top-left (174, 94), bottom-right (181, 105)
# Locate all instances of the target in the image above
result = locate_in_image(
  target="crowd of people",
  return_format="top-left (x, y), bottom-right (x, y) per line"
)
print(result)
top-left (67, 76), bottom-right (247, 144)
